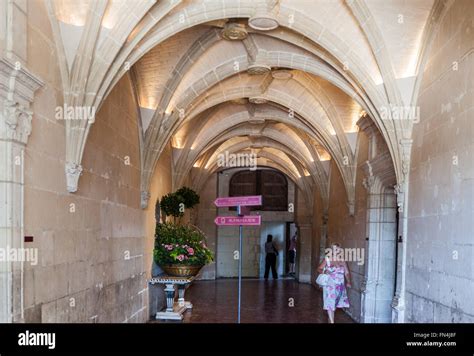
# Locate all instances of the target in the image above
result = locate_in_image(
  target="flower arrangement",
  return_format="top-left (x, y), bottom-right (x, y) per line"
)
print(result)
top-left (154, 223), bottom-right (213, 266)
top-left (153, 187), bottom-right (213, 276)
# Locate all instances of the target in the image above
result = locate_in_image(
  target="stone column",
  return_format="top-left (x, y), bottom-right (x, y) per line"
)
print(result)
top-left (319, 213), bottom-right (328, 261)
top-left (358, 115), bottom-right (398, 323)
top-left (391, 139), bottom-right (412, 323)
top-left (0, 58), bottom-right (43, 322)
top-left (296, 223), bottom-right (312, 283)
top-left (360, 178), bottom-right (397, 323)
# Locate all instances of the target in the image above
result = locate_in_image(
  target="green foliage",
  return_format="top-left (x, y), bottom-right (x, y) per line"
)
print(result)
top-left (154, 223), bottom-right (214, 266)
top-left (176, 186), bottom-right (200, 209)
top-left (160, 192), bottom-right (185, 218)
top-left (159, 187), bottom-right (200, 220)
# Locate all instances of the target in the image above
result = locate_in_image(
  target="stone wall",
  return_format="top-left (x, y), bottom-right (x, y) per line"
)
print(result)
top-left (24, 72), bottom-right (148, 323)
top-left (326, 132), bottom-right (370, 322)
top-left (406, 0), bottom-right (474, 323)
top-left (195, 170), bottom-right (218, 280)
top-left (20, 1), bottom-right (150, 321)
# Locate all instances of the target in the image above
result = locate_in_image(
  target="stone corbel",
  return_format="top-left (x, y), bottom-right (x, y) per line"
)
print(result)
top-left (347, 199), bottom-right (355, 216)
top-left (65, 161), bottom-right (83, 193)
top-left (141, 190), bottom-right (151, 209)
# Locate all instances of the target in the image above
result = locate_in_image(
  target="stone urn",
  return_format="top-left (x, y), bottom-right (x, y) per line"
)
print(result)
top-left (161, 264), bottom-right (203, 277)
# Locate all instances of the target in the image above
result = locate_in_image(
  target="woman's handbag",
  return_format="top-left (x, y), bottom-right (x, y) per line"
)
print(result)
top-left (316, 273), bottom-right (329, 287)
top-left (315, 258), bottom-right (330, 286)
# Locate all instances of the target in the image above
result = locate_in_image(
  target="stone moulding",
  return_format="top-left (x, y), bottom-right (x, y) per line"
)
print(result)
top-left (0, 58), bottom-right (44, 145)
top-left (0, 57), bottom-right (43, 323)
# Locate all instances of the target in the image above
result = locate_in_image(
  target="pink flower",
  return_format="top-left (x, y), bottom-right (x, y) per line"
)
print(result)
top-left (177, 254), bottom-right (185, 261)
top-left (165, 245), bottom-right (173, 251)
top-left (186, 247), bottom-right (194, 255)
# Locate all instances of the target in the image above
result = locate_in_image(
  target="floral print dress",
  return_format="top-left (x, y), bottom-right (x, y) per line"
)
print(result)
top-left (323, 261), bottom-right (350, 311)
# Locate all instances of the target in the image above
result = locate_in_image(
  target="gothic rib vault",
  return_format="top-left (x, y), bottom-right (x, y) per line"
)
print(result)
top-left (2, 0), bottom-right (471, 325)
top-left (44, 0), bottom-right (446, 215)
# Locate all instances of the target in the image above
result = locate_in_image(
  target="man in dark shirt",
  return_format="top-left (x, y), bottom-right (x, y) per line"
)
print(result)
top-left (264, 234), bottom-right (278, 279)
top-left (288, 231), bottom-right (297, 275)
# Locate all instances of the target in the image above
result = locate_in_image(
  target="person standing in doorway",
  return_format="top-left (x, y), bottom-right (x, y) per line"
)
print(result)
top-left (288, 231), bottom-right (297, 276)
top-left (317, 243), bottom-right (351, 323)
top-left (264, 234), bottom-right (278, 279)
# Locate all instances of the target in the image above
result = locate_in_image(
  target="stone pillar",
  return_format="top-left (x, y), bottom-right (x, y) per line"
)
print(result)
top-left (391, 139), bottom-right (412, 323)
top-left (360, 179), bottom-right (397, 323)
top-left (296, 223), bottom-right (312, 283)
top-left (319, 213), bottom-right (328, 261)
top-left (0, 58), bottom-right (43, 322)
top-left (358, 115), bottom-right (398, 323)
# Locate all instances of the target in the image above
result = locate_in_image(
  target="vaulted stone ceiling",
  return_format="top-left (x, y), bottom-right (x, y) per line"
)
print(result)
top-left (47, 0), bottom-right (444, 211)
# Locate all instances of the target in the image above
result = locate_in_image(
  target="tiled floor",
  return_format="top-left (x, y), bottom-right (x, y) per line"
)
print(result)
top-left (156, 278), bottom-right (354, 323)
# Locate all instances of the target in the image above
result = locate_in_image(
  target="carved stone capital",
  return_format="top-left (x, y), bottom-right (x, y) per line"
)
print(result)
top-left (0, 58), bottom-right (43, 145)
top-left (2, 99), bottom-right (33, 144)
top-left (65, 161), bottom-right (83, 193)
top-left (362, 175), bottom-right (375, 191)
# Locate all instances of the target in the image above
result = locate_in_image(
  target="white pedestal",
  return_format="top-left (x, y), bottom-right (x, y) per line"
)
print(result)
top-left (149, 276), bottom-right (195, 321)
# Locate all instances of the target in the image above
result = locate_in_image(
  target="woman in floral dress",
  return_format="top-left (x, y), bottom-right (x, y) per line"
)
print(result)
top-left (317, 243), bottom-right (351, 323)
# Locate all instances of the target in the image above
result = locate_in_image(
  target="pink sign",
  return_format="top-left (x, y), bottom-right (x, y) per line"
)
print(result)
top-left (214, 215), bottom-right (262, 226)
top-left (214, 195), bottom-right (262, 207)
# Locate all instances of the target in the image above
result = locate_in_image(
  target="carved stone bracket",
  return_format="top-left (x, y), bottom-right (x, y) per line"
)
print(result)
top-left (65, 161), bottom-right (83, 193)
top-left (141, 190), bottom-right (151, 209)
top-left (346, 200), bottom-right (355, 216)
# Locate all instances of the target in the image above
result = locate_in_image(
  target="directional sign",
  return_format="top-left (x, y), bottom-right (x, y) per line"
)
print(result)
top-left (214, 195), bottom-right (262, 207)
top-left (214, 215), bottom-right (261, 226)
